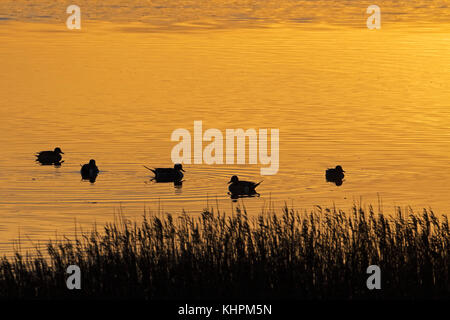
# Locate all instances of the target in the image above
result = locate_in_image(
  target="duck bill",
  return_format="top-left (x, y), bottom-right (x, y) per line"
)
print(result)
top-left (180, 169), bottom-right (185, 172)
top-left (227, 180), bottom-right (232, 184)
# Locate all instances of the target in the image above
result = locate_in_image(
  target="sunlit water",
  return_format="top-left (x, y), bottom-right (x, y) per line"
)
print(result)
top-left (1, 1), bottom-right (450, 254)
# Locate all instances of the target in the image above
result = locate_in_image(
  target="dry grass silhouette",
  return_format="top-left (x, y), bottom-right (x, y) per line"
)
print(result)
top-left (0, 205), bottom-right (448, 299)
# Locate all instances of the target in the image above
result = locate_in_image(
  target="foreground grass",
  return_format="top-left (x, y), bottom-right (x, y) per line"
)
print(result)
top-left (0, 205), bottom-right (449, 299)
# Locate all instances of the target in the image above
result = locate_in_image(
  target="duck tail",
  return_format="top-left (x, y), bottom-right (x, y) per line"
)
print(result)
top-left (254, 180), bottom-right (263, 188)
top-left (143, 165), bottom-right (156, 174)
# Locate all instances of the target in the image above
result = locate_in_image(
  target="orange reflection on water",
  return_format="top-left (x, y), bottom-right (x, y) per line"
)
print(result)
top-left (0, 19), bottom-right (450, 254)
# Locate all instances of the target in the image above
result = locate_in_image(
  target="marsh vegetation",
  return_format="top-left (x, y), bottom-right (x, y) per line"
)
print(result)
top-left (0, 205), bottom-right (448, 299)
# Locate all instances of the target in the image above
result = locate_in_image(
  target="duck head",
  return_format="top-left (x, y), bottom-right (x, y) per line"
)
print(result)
top-left (89, 159), bottom-right (96, 166)
top-left (228, 175), bottom-right (239, 184)
top-left (335, 165), bottom-right (345, 173)
top-left (54, 147), bottom-right (64, 154)
top-left (174, 163), bottom-right (185, 172)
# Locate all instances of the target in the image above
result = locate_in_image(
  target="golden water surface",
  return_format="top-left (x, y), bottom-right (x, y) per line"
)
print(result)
top-left (1, 1), bottom-right (450, 253)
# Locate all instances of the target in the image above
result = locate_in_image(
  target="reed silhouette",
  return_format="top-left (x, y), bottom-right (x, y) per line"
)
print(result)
top-left (1, 205), bottom-right (447, 299)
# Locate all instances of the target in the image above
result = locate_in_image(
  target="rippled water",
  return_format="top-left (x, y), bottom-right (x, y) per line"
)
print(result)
top-left (1, 1), bottom-right (450, 254)
top-left (1, 0), bottom-right (450, 27)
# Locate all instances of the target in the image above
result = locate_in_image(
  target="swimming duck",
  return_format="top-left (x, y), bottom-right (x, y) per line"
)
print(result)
top-left (81, 159), bottom-right (99, 182)
top-left (325, 165), bottom-right (345, 182)
top-left (228, 175), bottom-right (262, 196)
top-left (36, 147), bottom-right (64, 164)
top-left (144, 163), bottom-right (184, 182)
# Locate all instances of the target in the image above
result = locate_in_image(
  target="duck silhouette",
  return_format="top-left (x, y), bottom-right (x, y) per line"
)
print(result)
top-left (325, 165), bottom-right (345, 186)
top-left (35, 147), bottom-right (64, 165)
top-left (144, 163), bottom-right (184, 182)
top-left (228, 175), bottom-right (262, 197)
top-left (81, 159), bottom-right (99, 183)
